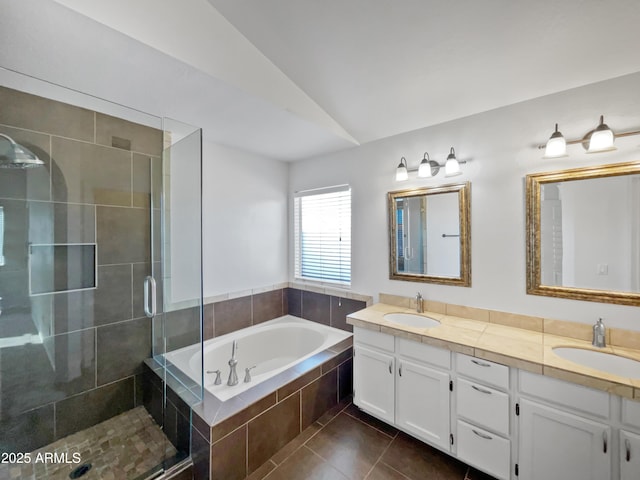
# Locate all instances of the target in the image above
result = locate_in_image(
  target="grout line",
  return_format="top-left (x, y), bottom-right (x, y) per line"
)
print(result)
top-left (342, 408), bottom-right (398, 439)
top-left (363, 436), bottom-right (397, 480)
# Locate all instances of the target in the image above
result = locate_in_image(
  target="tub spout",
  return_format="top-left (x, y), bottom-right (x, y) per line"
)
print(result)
top-left (227, 340), bottom-right (239, 386)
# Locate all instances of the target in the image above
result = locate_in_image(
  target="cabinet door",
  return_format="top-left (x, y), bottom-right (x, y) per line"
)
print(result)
top-left (354, 345), bottom-right (395, 423)
top-left (620, 430), bottom-right (640, 480)
top-left (518, 399), bottom-right (610, 480)
top-left (396, 358), bottom-right (450, 451)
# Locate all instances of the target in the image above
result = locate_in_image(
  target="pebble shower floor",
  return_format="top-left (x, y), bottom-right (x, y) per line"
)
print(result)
top-left (0, 407), bottom-right (175, 480)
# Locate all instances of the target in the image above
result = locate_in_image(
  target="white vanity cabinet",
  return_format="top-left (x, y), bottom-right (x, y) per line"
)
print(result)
top-left (353, 327), bottom-right (452, 450)
top-left (396, 338), bottom-right (451, 450)
top-left (353, 329), bottom-right (395, 423)
top-left (454, 354), bottom-right (512, 480)
top-left (517, 371), bottom-right (611, 480)
top-left (620, 430), bottom-right (640, 479)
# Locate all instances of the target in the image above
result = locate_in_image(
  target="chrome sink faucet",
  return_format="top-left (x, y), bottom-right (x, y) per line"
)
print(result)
top-left (592, 318), bottom-right (606, 348)
top-left (227, 340), bottom-right (239, 386)
top-left (416, 292), bottom-right (423, 313)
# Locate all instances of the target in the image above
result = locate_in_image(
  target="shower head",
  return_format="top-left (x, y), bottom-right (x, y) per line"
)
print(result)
top-left (0, 133), bottom-right (45, 169)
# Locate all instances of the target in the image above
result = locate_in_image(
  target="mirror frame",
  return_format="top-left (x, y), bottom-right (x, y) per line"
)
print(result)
top-left (526, 161), bottom-right (640, 306)
top-left (388, 182), bottom-right (471, 286)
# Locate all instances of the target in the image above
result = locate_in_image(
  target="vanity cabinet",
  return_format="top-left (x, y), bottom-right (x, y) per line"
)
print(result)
top-left (518, 399), bottom-right (611, 480)
top-left (518, 371), bottom-right (611, 480)
top-left (396, 338), bottom-right (451, 450)
top-left (353, 327), bottom-right (452, 450)
top-left (353, 328), bottom-right (395, 424)
top-left (620, 430), bottom-right (640, 479)
top-left (455, 354), bottom-right (511, 480)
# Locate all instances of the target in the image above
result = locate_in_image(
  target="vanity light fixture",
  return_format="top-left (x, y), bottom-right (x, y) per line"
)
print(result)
top-left (444, 147), bottom-right (462, 177)
top-left (395, 148), bottom-right (466, 182)
top-left (587, 115), bottom-right (615, 153)
top-left (539, 115), bottom-right (640, 157)
top-left (543, 123), bottom-right (567, 158)
top-left (395, 157), bottom-right (409, 181)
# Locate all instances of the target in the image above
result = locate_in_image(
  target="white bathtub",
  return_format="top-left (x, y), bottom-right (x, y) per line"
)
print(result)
top-left (164, 315), bottom-right (352, 401)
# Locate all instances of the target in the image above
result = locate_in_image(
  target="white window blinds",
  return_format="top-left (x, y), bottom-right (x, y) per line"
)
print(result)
top-left (294, 185), bottom-right (351, 285)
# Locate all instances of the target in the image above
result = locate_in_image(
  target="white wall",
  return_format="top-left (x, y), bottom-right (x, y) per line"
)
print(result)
top-left (289, 71), bottom-right (640, 330)
top-left (202, 140), bottom-right (288, 298)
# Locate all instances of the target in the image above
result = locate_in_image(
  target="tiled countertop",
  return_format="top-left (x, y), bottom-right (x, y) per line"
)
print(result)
top-left (347, 303), bottom-right (640, 400)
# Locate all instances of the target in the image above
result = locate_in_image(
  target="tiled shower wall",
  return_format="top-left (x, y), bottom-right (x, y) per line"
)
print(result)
top-left (0, 86), bottom-right (162, 453)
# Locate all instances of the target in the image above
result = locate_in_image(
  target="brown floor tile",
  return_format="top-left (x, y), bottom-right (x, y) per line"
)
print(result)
top-left (246, 460), bottom-right (276, 480)
top-left (265, 446), bottom-right (348, 480)
top-left (465, 467), bottom-right (497, 480)
top-left (365, 462), bottom-right (412, 480)
top-left (316, 395), bottom-right (351, 426)
top-left (381, 432), bottom-right (468, 480)
top-left (271, 422), bottom-right (323, 465)
top-left (306, 412), bottom-right (393, 479)
top-left (344, 403), bottom-right (399, 438)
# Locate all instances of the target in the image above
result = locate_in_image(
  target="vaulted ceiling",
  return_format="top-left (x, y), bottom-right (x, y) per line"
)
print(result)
top-left (2, 0), bottom-right (640, 160)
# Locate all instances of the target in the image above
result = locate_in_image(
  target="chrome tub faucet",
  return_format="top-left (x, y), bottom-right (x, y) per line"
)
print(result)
top-left (227, 340), bottom-right (239, 386)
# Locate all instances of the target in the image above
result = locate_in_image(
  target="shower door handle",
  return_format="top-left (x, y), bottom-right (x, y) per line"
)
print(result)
top-left (144, 276), bottom-right (157, 318)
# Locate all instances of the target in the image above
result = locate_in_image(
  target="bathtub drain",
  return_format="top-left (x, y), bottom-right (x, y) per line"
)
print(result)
top-left (69, 463), bottom-right (92, 478)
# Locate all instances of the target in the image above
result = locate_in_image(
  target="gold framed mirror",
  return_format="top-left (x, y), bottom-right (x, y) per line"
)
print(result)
top-left (388, 182), bottom-right (471, 286)
top-left (526, 161), bottom-right (640, 305)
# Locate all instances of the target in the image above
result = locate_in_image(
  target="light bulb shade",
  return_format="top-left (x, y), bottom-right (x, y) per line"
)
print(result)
top-left (588, 116), bottom-right (615, 153)
top-left (395, 157), bottom-right (408, 181)
top-left (543, 124), bottom-right (567, 158)
top-left (418, 153), bottom-right (433, 177)
top-left (444, 148), bottom-right (462, 177)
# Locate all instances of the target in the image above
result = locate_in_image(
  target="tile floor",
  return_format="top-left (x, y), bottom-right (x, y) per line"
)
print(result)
top-left (248, 400), bottom-right (497, 480)
top-left (0, 406), bottom-right (176, 480)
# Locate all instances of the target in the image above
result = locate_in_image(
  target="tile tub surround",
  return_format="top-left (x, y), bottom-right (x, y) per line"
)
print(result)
top-left (189, 336), bottom-right (354, 480)
top-left (348, 301), bottom-right (640, 399)
top-left (202, 285), bottom-right (371, 342)
top-left (0, 85), bottom-right (162, 453)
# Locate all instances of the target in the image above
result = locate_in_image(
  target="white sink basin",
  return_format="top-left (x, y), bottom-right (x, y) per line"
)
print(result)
top-left (384, 313), bottom-right (441, 329)
top-left (552, 347), bottom-right (640, 379)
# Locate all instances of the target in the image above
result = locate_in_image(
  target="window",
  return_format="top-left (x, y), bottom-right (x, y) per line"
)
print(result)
top-left (294, 185), bottom-right (351, 285)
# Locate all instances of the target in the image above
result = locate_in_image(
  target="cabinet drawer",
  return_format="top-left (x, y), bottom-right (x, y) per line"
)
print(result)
top-left (456, 420), bottom-right (510, 480)
top-left (456, 378), bottom-right (510, 436)
top-left (456, 353), bottom-right (509, 390)
top-left (519, 371), bottom-right (610, 420)
top-left (354, 327), bottom-right (394, 352)
top-left (398, 337), bottom-right (450, 369)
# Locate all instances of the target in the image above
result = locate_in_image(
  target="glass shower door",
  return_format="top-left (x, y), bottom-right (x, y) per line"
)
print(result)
top-left (0, 68), bottom-right (200, 479)
top-left (144, 117), bottom-right (204, 472)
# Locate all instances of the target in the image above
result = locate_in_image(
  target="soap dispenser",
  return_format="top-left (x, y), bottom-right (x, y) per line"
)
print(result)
top-left (592, 318), bottom-right (606, 348)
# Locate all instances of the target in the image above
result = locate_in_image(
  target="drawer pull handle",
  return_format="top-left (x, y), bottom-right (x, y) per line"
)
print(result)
top-left (399, 364), bottom-right (403, 376)
top-left (603, 431), bottom-right (607, 454)
top-left (471, 385), bottom-right (492, 395)
top-left (388, 361), bottom-right (393, 374)
top-left (626, 439), bottom-right (631, 462)
top-left (472, 429), bottom-right (493, 440)
top-left (471, 359), bottom-right (491, 367)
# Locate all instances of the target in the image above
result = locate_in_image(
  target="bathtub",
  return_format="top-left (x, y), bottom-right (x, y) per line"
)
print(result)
top-left (164, 315), bottom-right (352, 401)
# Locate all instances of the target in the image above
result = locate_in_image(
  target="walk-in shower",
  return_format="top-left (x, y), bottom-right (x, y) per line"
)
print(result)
top-left (0, 69), bottom-right (203, 479)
